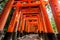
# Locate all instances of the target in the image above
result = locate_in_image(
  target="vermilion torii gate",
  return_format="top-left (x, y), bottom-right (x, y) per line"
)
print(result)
top-left (0, 0), bottom-right (60, 40)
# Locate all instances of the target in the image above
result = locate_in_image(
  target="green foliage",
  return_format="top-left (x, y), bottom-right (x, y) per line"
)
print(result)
top-left (0, 0), bottom-right (8, 12)
top-left (46, 4), bottom-right (57, 33)
top-left (51, 17), bottom-right (57, 32)
top-left (46, 4), bottom-right (50, 9)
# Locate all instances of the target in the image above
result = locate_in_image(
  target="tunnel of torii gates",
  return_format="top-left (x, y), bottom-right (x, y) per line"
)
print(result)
top-left (0, 0), bottom-right (60, 40)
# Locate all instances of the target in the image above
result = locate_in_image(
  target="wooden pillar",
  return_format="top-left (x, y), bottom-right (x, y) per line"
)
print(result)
top-left (3, 7), bottom-right (19, 40)
top-left (0, 0), bottom-right (14, 40)
top-left (0, 0), bottom-right (14, 31)
top-left (40, 0), bottom-right (53, 33)
top-left (49, 0), bottom-right (60, 34)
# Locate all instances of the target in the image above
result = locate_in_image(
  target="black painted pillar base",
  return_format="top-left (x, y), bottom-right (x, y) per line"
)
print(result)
top-left (23, 31), bottom-right (28, 35)
top-left (12, 32), bottom-right (17, 40)
top-left (38, 32), bottom-right (48, 40)
top-left (19, 31), bottom-right (25, 37)
top-left (0, 31), bottom-right (3, 40)
top-left (17, 31), bottom-right (26, 38)
top-left (17, 31), bottom-right (23, 37)
top-left (17, 31), bottom-right (20, 38)
top-left (56, 34), bottom-right (60, 40)
top-left (3, 32), bottom-right (13, 40)
top-left (38, 32), bottom-right (57, 40)
top-left (38, 31), bottom-right (44, 37)
top-left (46, 33), bottom-right (56, 40)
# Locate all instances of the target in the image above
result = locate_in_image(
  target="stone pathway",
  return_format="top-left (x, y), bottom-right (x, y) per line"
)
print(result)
top-left (17, 34), bottom-right (41, 40)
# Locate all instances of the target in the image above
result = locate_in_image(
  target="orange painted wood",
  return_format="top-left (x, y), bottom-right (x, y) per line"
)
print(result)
top-left (49, 0), bottom-right (60, 33)
top-left (40, 0), bottom-right (53, 33)
top-left (7, 7), bottom-right (19, 32)
top-left (0, 0), bottom-right (14, 31)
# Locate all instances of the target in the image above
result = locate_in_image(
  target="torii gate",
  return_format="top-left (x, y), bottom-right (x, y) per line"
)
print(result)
top-left (0, 0), bottom-right (60, 40)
